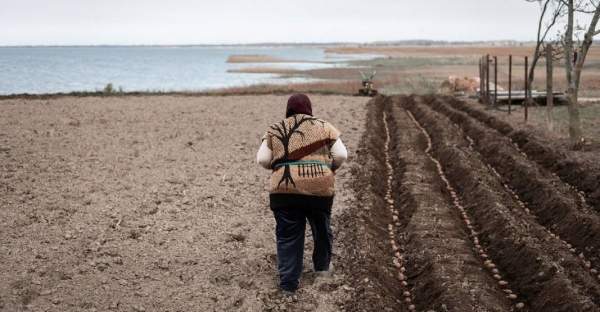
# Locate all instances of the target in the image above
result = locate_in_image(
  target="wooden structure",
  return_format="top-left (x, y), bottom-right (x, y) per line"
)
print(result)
top-left (478, 53), bottom-right (566, 122)
top-left (479, 90), bottom-right (566, 104)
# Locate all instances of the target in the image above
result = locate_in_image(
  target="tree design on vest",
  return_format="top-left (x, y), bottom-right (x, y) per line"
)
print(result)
top-left (270, 115), bottom-right (325, 188)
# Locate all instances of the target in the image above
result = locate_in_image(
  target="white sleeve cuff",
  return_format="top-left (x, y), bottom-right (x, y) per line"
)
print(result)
top-left (256, 140), bottom-right (273, 169)
top-left (331, 138), bottom-right (348, 170)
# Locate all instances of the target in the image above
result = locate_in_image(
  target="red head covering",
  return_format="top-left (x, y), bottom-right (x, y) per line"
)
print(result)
top-left (286, 94), bottom-right (312, 118)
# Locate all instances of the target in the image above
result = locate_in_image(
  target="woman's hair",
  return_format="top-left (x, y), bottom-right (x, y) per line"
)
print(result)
top-left (286, 94), bottom-right (312, 118)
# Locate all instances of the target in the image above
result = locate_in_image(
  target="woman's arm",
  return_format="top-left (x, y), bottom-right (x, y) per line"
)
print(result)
top-left (330, 138), bottom-right (348, 171)
top-left (256, 140), bottom-right (273, 169)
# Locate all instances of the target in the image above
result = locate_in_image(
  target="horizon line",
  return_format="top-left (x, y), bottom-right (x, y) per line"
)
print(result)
top-left (0, 39), bottom-right (536, 48)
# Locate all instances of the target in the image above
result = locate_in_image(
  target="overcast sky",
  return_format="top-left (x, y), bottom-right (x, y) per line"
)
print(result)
top-left (0, 0), bottom-right (545, 46)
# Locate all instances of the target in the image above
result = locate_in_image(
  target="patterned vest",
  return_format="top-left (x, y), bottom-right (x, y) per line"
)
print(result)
top-left (263, 114), bottom-right (341, 197)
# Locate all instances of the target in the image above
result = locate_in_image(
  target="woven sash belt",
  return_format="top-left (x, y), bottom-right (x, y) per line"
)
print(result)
top-left (273, 160), bottom-right (332, 169)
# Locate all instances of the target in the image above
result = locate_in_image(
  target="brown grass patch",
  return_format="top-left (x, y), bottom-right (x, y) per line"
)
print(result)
top-left (326, 45), bottom-right (600, 59)
top-left (226, 55), bottom-right (287, 63)
top-left (483, 101), bottom-right (600, 141)
top-left (210, 80), bottom-right (361, 95)
top-left (326, 45), bottom-right (533, 58)
top-left (226, 67), bottom-right (301, 74)
top-left (226, 54), bottom-right (322, 64)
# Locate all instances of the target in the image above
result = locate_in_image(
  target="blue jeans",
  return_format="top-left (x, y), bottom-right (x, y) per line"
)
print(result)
top-left (270, 194), bottom-right (333, 292)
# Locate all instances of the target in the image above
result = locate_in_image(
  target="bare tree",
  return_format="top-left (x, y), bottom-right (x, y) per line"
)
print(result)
top-left (546, 43), bottom-right (555, 131)
top-left (563, 0), bottom-right (600, 145)
top-left (527, 0), bottom-right (600, 145)
top-left (526, 0), bottom-right (564, 102)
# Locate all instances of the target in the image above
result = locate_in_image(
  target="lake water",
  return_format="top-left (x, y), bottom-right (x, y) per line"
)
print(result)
top-left (0, 46), bottom-right (374, 95)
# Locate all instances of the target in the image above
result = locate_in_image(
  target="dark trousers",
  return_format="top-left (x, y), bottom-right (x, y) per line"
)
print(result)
top-left (270, 194), bottom-right (334, 292)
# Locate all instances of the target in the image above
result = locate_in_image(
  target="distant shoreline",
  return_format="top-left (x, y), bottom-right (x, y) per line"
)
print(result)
top-left (1, 45), bottom-right (360, 95)
top-left (10, 44), bottom-right (595, 98)
top-left (0, 40), bottom-right (540, 49)
top-left (0, 87), bottom-right (355, 100)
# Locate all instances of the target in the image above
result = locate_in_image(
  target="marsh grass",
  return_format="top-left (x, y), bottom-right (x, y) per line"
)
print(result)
top-left (488, 102), bottom-right (600, 141)
top-left (353, 56), bottom-right (478, 69)
top-left (527, 104), bottom-right (600, 139)
top-left (380, 75), bottom-right (442, 95)
top-left (210, 80), bottom-right (361, 95)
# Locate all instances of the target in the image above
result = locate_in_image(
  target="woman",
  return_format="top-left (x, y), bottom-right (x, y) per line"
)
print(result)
top-left (256, 93), bottom-right (348, 294)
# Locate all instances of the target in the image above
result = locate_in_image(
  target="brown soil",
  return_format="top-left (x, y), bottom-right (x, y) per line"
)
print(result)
top-left (334, 96), bottom-right (403, 311)
top-left (340, 94), bottom-right (600, 311)
top-left (403, 96), bottom-right (600, 311)
top-left (445, 97), bottom-right (600, 212)
top-left (0, 95), bottom-right (368, 312)
top-left (422, 96), bottom-right (600, 263)
top-left (387, 99), bottom-right (512, 311)
top-left (4, 93), bottom-right (600, 312)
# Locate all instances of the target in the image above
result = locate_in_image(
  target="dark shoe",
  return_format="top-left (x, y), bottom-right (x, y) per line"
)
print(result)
top-left (280, 289), bottom-right (296, 297)
top-left (314, 263), bottom-right (334, 279)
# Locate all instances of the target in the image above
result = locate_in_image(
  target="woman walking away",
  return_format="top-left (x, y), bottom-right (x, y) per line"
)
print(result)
top-left (256, 94), bottom-right (348, 295)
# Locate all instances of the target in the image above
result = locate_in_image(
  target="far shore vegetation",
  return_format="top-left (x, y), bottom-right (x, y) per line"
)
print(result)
top-left (6, 44), bottom-right (600, 99)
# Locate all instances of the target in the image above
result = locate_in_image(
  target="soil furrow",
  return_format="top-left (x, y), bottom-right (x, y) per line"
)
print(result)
top-left (382, 104), bottom-right (416, 311)
top-left (425, 97), bottom-right (600, 270)
top-left (401, 95), bottom-right (600, 311)
top-left (420, 97), bottom-right (600, 298)
top-left (337, 96), bottom-right (407, 311)
top-left (443, 96), bottom-right (600, 212)
top-left (386, 97), bottom-right (513, 312)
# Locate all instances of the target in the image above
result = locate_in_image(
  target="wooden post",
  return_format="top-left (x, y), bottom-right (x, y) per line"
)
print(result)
top-left (479, 57), bottom-right (483, 103)
top-left (508, 55), bottom-right (512, 114)
top-left (486, 54), bottom-right (491, 106)
top-left (546, 44), bottom-right (554, 130)
top-left (494, 56), bottom-right (498, 107)
top-left (480, 55), bottom-right (485, 102)
top-left (524, 56), bottom-right (529, 122)
top-left (482, 56), bottom-right (486, 101)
